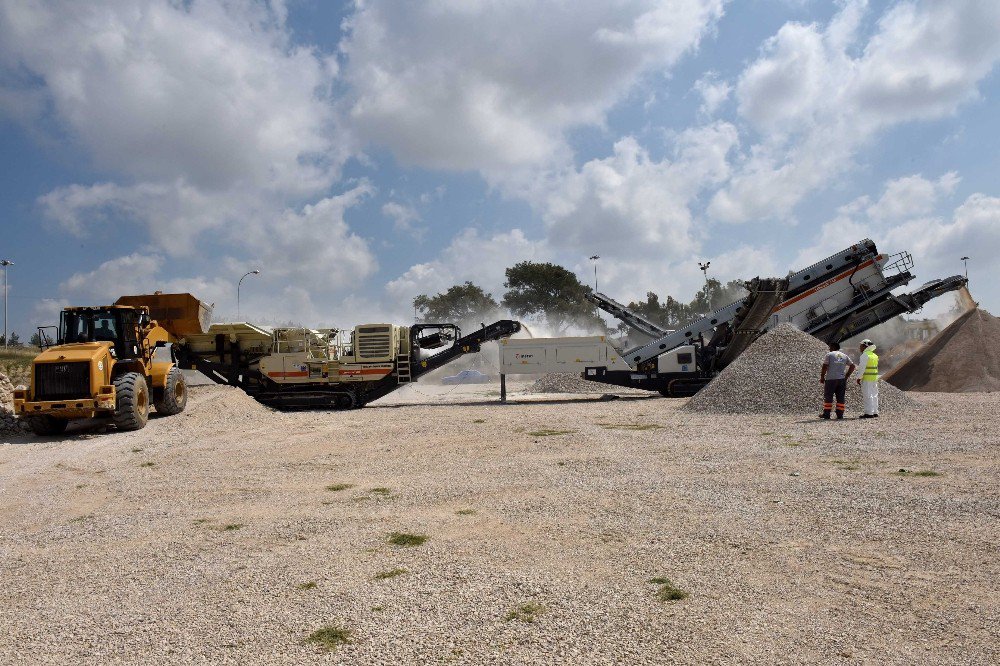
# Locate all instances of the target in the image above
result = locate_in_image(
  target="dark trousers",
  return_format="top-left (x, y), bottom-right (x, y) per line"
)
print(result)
top-left (823, 379), bottom-right (847, 416)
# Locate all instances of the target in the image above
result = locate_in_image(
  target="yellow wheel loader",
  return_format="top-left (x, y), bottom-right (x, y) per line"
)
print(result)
top-left (13, 293), bottom-right (211, 435)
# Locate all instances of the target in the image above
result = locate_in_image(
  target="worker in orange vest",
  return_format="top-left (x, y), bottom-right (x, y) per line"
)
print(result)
top-left (820, 342), bottom-right (855, 419)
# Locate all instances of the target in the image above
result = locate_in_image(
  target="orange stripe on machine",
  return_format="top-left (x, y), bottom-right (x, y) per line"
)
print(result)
top-left (339, 368), bottom-right (392, 376)
top-left (772, 257), bottom-right (879, 313)
top-left (267, 371), bottom-right (309, 378)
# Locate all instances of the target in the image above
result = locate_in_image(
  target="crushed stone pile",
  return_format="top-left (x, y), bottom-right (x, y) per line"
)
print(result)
top-left (886, 308), bottom-right (1000, 392)
top-left (179, 385), bottom-right (276, 425)
top-left (0, 372), bottom-right (28, 437)
top-left (529, 373), bottom-right (611, 394)
top-left (685, 324), bottom-right (917, 414)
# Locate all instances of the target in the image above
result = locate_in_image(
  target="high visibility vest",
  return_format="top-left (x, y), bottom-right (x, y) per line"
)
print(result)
top-left (862, 351), bottom-right (879, 382)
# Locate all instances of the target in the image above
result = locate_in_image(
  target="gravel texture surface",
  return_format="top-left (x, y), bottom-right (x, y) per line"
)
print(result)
top-left (686, 324), bottom-right (916, 415)
top-left (529, 373), bottom-right (646, 395)
top-left (1, 383), bottom-right (997, 665)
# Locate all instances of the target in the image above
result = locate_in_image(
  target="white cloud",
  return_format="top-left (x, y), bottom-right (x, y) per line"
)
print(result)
top-left (341, 0), bottom-right (725, 171)
top-left (866, 172), bottom-right (959, 223)
top-left (0, 1), bottom-right (346, 194)
top-left (381, 201), bottom-right (424, 240)
top-left (60, 253), bottom-right (165, 302)
top-left (710, 0), bottom-right (1000, 223)
top-left (693, 71), bottom-right (732, 116)
top-left (530, 122), bottom-right (737, 258)
top-left (385, 228), bottom-right (550, 307)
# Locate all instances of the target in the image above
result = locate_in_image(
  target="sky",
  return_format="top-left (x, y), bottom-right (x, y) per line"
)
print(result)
top-left (1, 0), bottom-right (999, 337)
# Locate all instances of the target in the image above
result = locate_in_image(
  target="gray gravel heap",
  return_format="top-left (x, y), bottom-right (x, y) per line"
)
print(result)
top-left (529, 373), bottom-right (614, 394)
top-left (685, 323), bottom-right (917, 414)
top-left (0, 372), bottom-right (28, 436)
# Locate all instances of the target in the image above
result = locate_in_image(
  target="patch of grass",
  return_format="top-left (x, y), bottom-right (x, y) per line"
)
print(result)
top-left (131, 447), bottom-right (143, 453)
top-left (597, 423), bottom-right (664, 431)
top-left (527, 429), bottom-right (575, 437)
top-left (193, 518), bottom-right (211, 525)
top-left (373, 568), bottom-right (407, 580)
top-left (223, 523), bottom-right (245, 531)
top-left (761, 431), bottom-right (773, 436)
top-left (69, 515), bottom-right (90, 523)
top-left (455, 509), bottom-right (476, 516)
top-left (505, 602), bottom-right (545, 623)
top-left (139, 461), bottom-right (155, 467)
top-left (371, 605), bottom-right (385, 612)
top-left (325, 483), bottom-right (353, 492)
top-left (650, 577), bottom-right (689, 601)
top-left (369, 487), bottom-right (392, 495)
top-left (75, 483), bottom-right (87, 489)
top-left (296, 581), bottom-right (317, 590)
top-left (472, 419), bottom-right (486, 423)
top-left (388, 532), bottom-right (428, 547)
top-left (305, 625), bottom-right (351, 652)
top-left (895, 469), bottom-right (941, 477)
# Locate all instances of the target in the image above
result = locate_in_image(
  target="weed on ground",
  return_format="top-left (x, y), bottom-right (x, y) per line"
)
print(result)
top-left (597, 423), bottom-right (664, 431)
top-left (505, 602), bottom-right (544, 623)
top-left (388, 532), bottom-right (427, 547)
top-left (370, 487), bottom-right (392, 495)
top-left (373, 568), bottom-right (407, 580)
top-left (649, 577), bottom-right (689, 601)
top-left (223, 523), bottom-right (245, 531)
top-left (305, 625), bottom-right (351, 652)
top-left (527, 429), bottom-right (575, 437)
top-left (456, 509), bottom-right (476, 516)
top-left (895, 469), bottom-right (941, 477)
top-left (296, 581), bottom-right (317, 590)
top-left (325, 483), bottom-right (353, 492)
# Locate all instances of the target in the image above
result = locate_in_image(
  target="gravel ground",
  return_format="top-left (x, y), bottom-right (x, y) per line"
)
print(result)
top-left (1, 383), bottom-right (997, 665)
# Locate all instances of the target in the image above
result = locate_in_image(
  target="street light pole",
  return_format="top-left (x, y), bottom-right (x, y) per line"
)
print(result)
top-left (960, 256), bottom-right (970, 281)
top-left (698, 261), bottom-right (711, 288)
top-left (589, 255), bottom-right (600, 292)
top-left (237, 269), bottom-right (260, 321)
top-left (0, 259), bottom-right (12, 348)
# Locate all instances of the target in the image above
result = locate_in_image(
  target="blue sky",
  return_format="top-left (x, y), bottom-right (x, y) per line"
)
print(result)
top-left (1, 0), bottom-right (998, 338)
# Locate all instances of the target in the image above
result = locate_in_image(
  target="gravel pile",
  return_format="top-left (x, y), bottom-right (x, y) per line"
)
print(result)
top-left (887, 308), bottom-right (1000, 392)
top-left (529, 373), bottom-right (615, 394)
top-left (686, 323), bottom-right (917, 414)
top-left (178, 384), bottom-right (276, 424)
top-left (0, 372), bottom-right (27, 437)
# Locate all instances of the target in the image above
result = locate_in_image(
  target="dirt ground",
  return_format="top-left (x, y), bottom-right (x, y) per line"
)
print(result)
top-left (1, 382), bottom-right (997, 665)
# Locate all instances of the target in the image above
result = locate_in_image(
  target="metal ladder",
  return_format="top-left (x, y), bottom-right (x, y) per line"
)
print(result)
top-left (396, 353), bottom-right (412, 383)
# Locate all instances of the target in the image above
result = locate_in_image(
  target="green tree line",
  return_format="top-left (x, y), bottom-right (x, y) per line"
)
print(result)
top-left (412, 261), bottom-right (747, 335)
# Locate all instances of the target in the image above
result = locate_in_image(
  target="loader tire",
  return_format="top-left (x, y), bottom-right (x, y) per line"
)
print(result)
top-left (154, 367), bottom-right (187, 416)
top-left (113, 372), bottom-right (150, 432)
top-left (25, 415), bottom-right (69, 436)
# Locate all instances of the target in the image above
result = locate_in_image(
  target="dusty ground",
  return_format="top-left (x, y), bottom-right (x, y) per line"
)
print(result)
top-left (0, 382), bottom-right (998, 665)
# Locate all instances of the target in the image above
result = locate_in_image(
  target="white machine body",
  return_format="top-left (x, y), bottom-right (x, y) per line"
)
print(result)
top-left (500, 336), bottom-right (627, 374)
top-left (656, 345), bottom-right (698, 374)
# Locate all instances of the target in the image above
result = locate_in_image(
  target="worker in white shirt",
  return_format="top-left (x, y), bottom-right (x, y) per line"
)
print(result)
top-left (857, 339), bottom-right (879, 418)
top-left (820, 342), bottom-right (855, 419)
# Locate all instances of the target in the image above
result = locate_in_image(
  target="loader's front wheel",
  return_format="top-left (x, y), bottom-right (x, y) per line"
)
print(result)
top-left (25, 415), bottom-right (69, 436)
top-left (154, 367), bottom-right (187, 416)
top-left (113, 372), bottom-right (150, 431)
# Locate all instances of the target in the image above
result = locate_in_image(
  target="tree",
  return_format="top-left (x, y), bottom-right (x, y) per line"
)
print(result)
top-left (501, 261), bottom-right (603, 334)
top-left (413, 281), bottom-right (499, 329)
top-left (627, 291), bottom-right (690, 329)
top-left (30, 331), bottom-right (44, 349)
top-left (687, 278), bottom-right (747, 320)
top-left (6, 331), bottom-right (22, 348)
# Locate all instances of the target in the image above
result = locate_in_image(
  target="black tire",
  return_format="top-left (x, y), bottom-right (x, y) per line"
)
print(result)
top-left (154, 366), bottom-right (187, 416)
top-left (26, 415), bottom-right (69, 436)
top-left (113, 371), bottom-right (150, 431)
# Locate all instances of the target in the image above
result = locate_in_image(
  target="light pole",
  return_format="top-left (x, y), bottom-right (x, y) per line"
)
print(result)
top-left (698, 261), bottom-right (711, 288)
top-left (589, 255), bottom-right (600, 292)
top-left (237, 269), bottom-right (260, 321)
top-left (960, 256), bottom-right (970, 281)
top-left (0, 259), bottom-right (11, 348)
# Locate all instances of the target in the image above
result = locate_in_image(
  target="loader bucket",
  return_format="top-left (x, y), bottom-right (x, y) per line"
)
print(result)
top-left (115, 293), bottom-right (213, 336)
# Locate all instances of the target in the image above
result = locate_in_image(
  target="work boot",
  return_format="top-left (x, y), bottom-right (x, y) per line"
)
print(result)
top-left (835, 411), bottom-right (844, 420)
top-left (859, 414), bottom-right (873, 419)
top-left (819, 411), bottom-right (831, 419)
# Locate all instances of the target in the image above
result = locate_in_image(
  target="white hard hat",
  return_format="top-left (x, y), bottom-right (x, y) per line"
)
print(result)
top-left (860, 339), bottom-right (873, 346)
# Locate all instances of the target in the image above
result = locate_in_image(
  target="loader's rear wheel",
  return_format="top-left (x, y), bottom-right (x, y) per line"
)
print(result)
top-left (154, 367), bottom-right (187, 416)
top-left (26, 415), bottom-right (69, 436)
top-left (113, 372), bottom-right (150, 431)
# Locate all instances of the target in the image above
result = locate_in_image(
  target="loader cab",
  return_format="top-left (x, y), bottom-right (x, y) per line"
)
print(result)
top-left (59, 307), bottom-right (143, 359)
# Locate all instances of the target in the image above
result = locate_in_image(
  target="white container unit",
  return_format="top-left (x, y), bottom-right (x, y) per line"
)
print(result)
top-left (499, 336), bottom-right (628, 374)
